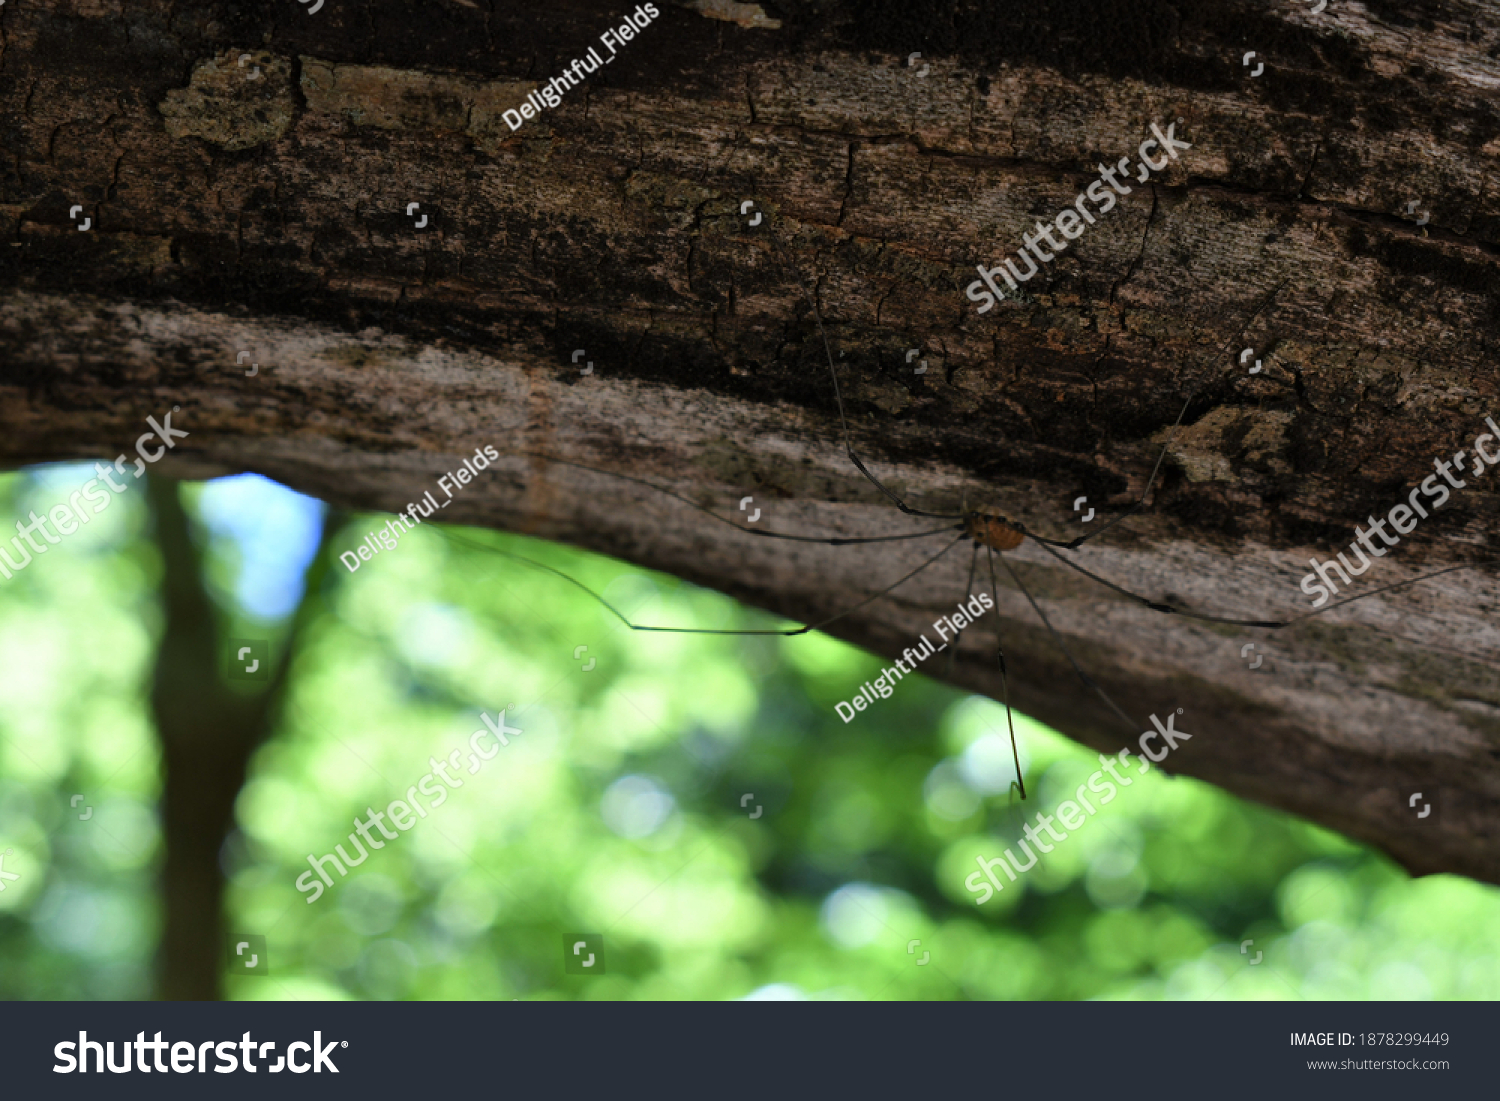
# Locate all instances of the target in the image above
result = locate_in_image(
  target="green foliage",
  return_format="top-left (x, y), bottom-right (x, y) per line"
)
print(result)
top-left (0, 469), bottom-right (162, 998)
top-left (0, 469), bottom-right (1497, 1000)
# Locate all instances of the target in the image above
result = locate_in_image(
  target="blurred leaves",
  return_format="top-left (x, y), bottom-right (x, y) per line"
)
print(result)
top-left (0, 467), bottom-right (1497, 1000)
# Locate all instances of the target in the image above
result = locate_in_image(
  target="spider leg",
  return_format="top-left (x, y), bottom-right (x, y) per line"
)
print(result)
top-left (1032, 537), bottom-right (1500, 632)
top-left (433, 525), bottom-right (967, 637)
top-left (743, 524), bottom-right (964, 546)
top-left (501, 449), bottom-right (961, 546)
top-left (944, 541), bottom-right (981, 680)
top-left (985, 545), bottom-right (1027, 800)
top-left (999, 553), bottom-right (1142, 739)
top-left (1030, 539), bottom-right (1286, 628)
top-left (1279, 558), bottom-right (1500, 626)
top-left (770, 238), bottom-right (964, 522)
top-left (1063, 276), bottom-right (1291, 551)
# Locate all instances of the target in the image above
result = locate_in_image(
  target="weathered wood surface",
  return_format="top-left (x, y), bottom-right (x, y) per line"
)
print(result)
top-left (2, 0), bottom-right (1499, 886)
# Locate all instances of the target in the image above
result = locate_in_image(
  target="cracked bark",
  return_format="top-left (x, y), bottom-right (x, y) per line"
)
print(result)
top-left (2, 0), bottom-right (1500, 898)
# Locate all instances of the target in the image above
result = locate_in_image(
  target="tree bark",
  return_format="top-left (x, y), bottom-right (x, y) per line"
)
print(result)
top-left (3, 1), bottom-right (1499, 885)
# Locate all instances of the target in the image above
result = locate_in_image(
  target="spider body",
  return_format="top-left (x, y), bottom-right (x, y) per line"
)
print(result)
top-left (965, 513), bottom-right (1026, 551)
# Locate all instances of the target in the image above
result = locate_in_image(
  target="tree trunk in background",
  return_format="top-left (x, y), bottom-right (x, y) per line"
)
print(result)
top-left (147, 477), bottom-right (334, 998)
top-left (147, 477), bottom-right (249, 999)
top-left (3, 1), bottom-right (1499, 887)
